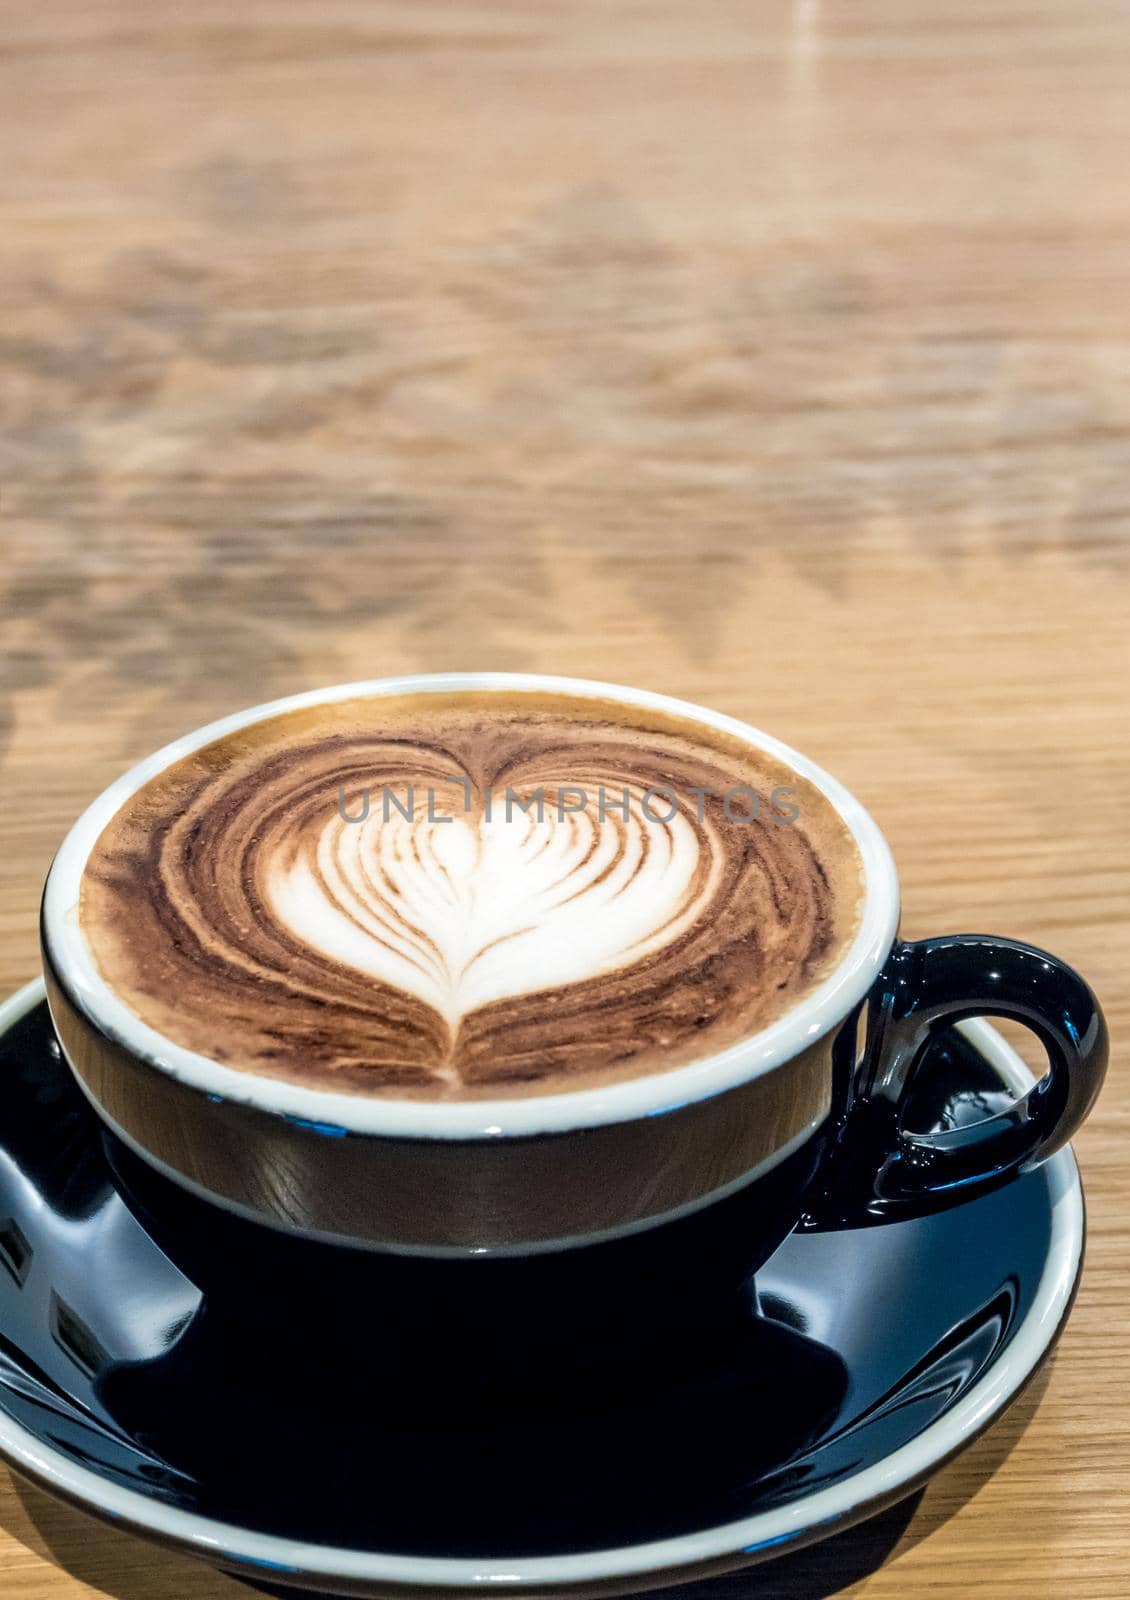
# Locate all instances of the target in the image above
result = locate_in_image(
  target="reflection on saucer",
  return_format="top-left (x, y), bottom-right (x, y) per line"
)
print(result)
top-left (0, 989), bottom-right (1082, 1591)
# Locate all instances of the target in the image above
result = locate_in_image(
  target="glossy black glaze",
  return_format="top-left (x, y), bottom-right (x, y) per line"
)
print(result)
top-left (809, 934), bottom-right (1108, 1226)
top-left (0, 998), bottom-right (1071, 1581)
top-left (102, 1129), bottom-right (826, 1367)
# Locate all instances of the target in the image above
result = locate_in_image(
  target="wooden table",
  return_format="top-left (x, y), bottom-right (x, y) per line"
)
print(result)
top-left (1, 0), bottom-right (1128, 1594)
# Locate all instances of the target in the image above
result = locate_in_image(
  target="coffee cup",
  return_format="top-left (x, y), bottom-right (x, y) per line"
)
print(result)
top-left (39, 674), bottom-right (1107, 1344)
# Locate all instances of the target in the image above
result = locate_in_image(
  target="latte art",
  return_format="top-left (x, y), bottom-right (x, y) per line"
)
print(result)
top-left (269, 777), bottom-right (722, 1047)
top-left (80, 692), bottom-right (863, 1099)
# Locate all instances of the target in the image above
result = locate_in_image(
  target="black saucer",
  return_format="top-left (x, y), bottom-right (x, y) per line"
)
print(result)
top-left (0, 982), bottom-right (1083, 1597)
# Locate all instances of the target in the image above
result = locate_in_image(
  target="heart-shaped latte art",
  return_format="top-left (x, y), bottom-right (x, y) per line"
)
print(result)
top-left (265, 780), bottom-right (722, 1052)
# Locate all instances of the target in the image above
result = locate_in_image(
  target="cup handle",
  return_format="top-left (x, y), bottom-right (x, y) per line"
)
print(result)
top-left (805, 934), bottom-right (1108, 1227)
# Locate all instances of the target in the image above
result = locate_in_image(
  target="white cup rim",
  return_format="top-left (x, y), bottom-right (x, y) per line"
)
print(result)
top-left (42, 673), bottom-right (900, 1140)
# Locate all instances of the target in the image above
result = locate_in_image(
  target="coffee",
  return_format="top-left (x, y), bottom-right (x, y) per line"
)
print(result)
top-left (80, 692), bottom-right (863, 1100)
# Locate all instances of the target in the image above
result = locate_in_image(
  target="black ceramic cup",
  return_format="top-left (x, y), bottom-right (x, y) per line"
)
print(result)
top-left (38, 676), bottom-right (1108, 1354)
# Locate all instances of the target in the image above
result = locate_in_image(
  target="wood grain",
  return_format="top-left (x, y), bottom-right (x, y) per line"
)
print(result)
top-left (1, 0), bottom-right (1128, 1594)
